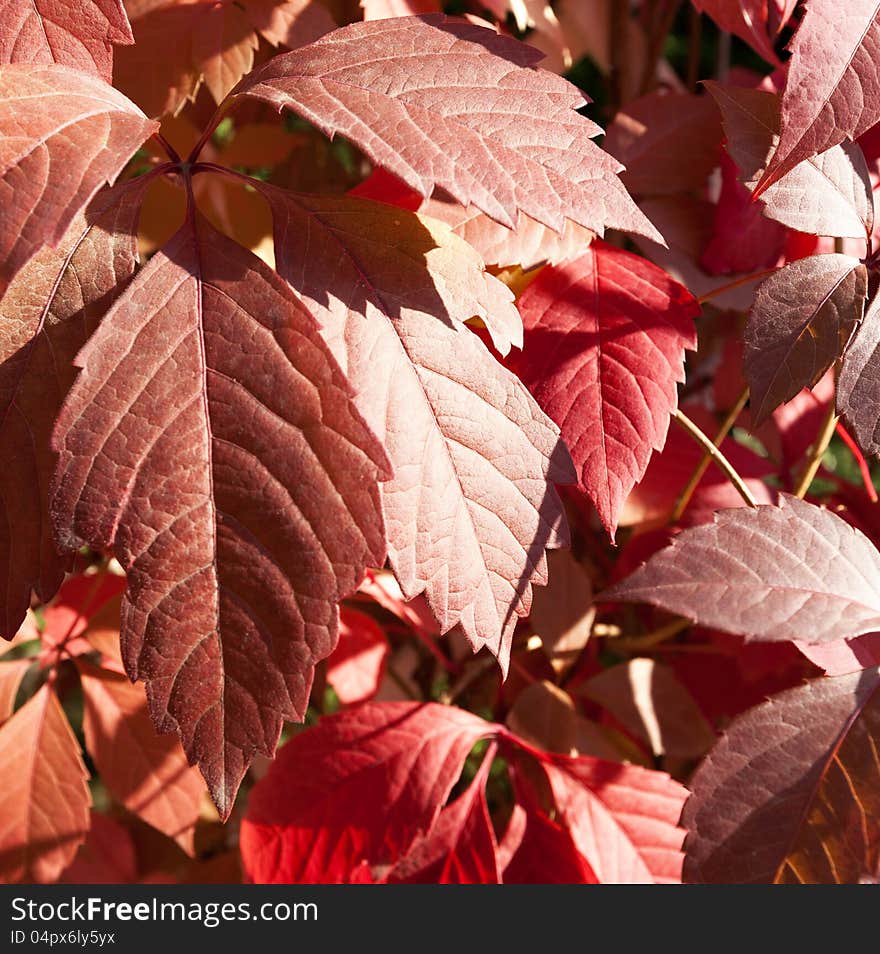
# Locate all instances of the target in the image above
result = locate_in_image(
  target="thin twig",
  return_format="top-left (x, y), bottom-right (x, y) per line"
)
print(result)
top-left (686, 4), bottom-right (703, 92)
top-left (670, 386), bottom-right (750, 522)
top-left (834, 420), bottom-right (878, 502)
top-left (640, 0), bottom-right (681, 94)
top-left (673, 408), bottom-right (759, 508)
top-left (610, 617), bottom-right (691, 654)
top-left (153, 132), bottom-right (181, 164)
top-left (697, 267), bottom-right (779, 305)
top-left (793, 397), bottom-right (839, 498)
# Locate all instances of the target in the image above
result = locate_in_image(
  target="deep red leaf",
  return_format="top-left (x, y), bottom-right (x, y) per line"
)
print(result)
top-left (683, 668), bottom-right (880, 883)
top-left (233, 15), bottom-right (662, 242)
top-left (606, 495), bottom-right (880, 645)
top-left (326, 607), bottom-right (389, 705)
top-left (266, 187), bottom-right (573, 671)
top-left (0, 64), bottom-right (156, 294)
top-left (240, 702), bottom-right (493, 883)
top-left (514, 241), bottom-right (699, 539)
top-left (692, 1), bottom-right (781, 64)
top-left (0, 683), bottom-right (90, 883)
top-left (0, 0), bottom-right (133, 80)
top-left (50, 216), bottom-right (390, 818)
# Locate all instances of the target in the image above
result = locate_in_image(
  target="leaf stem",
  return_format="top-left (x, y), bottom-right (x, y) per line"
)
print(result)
top-left (833, 419), bottom-right (878, 502)
top-left (696, 267), bottom-right (779, 305)
top-left (186, 103), bottom-right (231, 165)
top-left (793, 396), bottom-right (839, 498)
top-left (153, 132), bottom-right (181, 165)
top-left (610, 617), bottom-right (691, 653)
top-left (673, 408), bottom-right (759, 508)
top-left (670, 386), bottom-right (750, 522)
top-left (640, 0), bottom-right (681, 95)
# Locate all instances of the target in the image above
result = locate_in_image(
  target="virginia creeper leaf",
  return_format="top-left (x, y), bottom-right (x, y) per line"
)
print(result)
top-left (77, 660), bottom-right (206, 854)
top-left (691, 0), bottom-right (782, 64)
top-left (514, 241), bottom-right (699, 539)
top-left (837, 292), bottom-right (880, 457)
top-left (756, 0), bottom-right (880, 193)
top-left (0, 180), bottom-right (148, 639)
top-left (606, 495), bottom-right (880, 644)
top-left (683, 668), bottom-right (880, 883)
top-left (361, 0), bottom-right (440, 17)
top-left (61, 811), bottom-right (137, 884)
top-left (0, 0), bottom-right (133, 80)
top-left (267, 188), bottom-right (573, 670)
top-left (50, 216), bottom-right (390, 818)
top-left (0, 63), bottom-right (156, 293)
top-left (705, 82), bottom-right (875, 240)
top-left (240, 702), bottom-right (493, 883)
top-left (326, 607), bottom-right (389, 705)
top-left (744, 254), bottom-right (866, 425)
top-left (0, 683), bottom-right (90, 883)
top-left (233, 15), bottom-right (662, 242)
top-left (0, 658), bottom-right (29, 723)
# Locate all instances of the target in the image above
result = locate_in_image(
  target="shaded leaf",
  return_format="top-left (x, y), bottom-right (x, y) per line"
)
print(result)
top-left (0, 683), bottom-right (90, 883)
top-left (756, 1), bottom-right (880, 192)
top-left (683, 668), bottom-right (880, 883)
top-left (692, 0), bottom-right (781, 63)
top-left (838, 292), bottom-right (880, 457)
top-left (267, 188), bottom-right (573, 671)
top-left (606, 495), bottom-right (880, 645)
top-left (528, 548), bottom-right (593, 670)
top-left (240, 702), bottom-right (492, 883)
top-left (38, 572), bottom-right (127, 666)
top-left (233, 15), bottom-right (662, 241)
top-left (514, 241), bottom-right (699, 538)
top-left (61, 811), bottom-right (138, 883)
top-left (77, 660), bottom-right (206, 854)
top-left (0, 63), bottom-right (156, 294)
top-left (0, 659), bottom-right (29, 722)
top-left (51, 216), bottom-right (389, 817)
top-left (0, 0), bottom-right (133, 80)
top-left (507, 680), bottom-right (577, 754)
top-left (745, 254), bottom-right (866, 425)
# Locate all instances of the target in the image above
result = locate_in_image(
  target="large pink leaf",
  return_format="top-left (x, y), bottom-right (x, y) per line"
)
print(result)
top-left (838, 292), bottom-right (880, 457)
top-left (605, 495), bottom-right (880, 645)
top-left (267, 188), bottom-right (573, 671)
top-left (0, 64), bottom-right (156, 293)
top-left (233, 15), bottom-right (662, 242)
top-left (514, 241), bottom-right (699, 539)
top-left (757, 1), bottom-right (880, 193)
top-left (50, 216), bottom-right (390, 817)
top-left (0, 683), bottom-right (90, 883)
top-left (683, 668), bottom-right (880, 883)
top-left (0, 0), bottom-right (133, 80)
top-left (240, 702), bottom-right (493, 883)
top-left (0, 180), bottom-right (148, 639)
top-left (744, 254), bottom-right (866, 425)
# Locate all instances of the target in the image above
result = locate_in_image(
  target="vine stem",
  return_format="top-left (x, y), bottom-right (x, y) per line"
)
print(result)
top-left (673, 408), bottom-right (759, 508)
top-left (696, 267), bottom-right (779, 305)
top-left (640, 0), bottom-right (681, 95)
top-left (793, 396), bottom-right (839, 498)
top-left (670, 386), bottom-right (750, 522)
top-left (153, 132), bottom-right (181, 164)
top-left (610, 617), bottom-right (691, 654)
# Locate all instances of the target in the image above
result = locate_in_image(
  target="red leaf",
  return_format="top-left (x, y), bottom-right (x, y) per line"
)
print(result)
top-left (0, 683), bottom-right (91, 883)
top-left (0, 64), bottom-right (156, 294)
top-left (240, 702), bottom-right (492, 883)
top-left (0, 0), bottom-right (133, 80)
top-left (692, 0), bottom-right (781, 64)
top-left (77, 660), bottom-right (206, 854)
top-left (39, 572), bottom-right (127, 665)
top-left (606, 495), bottom-right (880, 645)
top-left (514, 241), bottom-right (699, 539)
top-left (61, 812), bottom-right (138, 884)
top-left (388, 745), bottom-right (500, 883)
top-left (233, 15), bottom-right (662, 242)
top-left (361, 0), bottom-right (441, 17)
top-left (757, 1), bottom-right (880, 193)
top-left (0, 180), bottom-right (148, 639)
top-left (267, 188), bottom-right (573, 671)
top-left (683, 668), bottom-right (880, 883)
top-left (327, 608), bottom-right (389, 705)
top-left (838, 291), bottom-right (880, 457)
top-left (745, 254), bottom-right (866, 425)
top-left (50, 216), bottom-right (390, 818)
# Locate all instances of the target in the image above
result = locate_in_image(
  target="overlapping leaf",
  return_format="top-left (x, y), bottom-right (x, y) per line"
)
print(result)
top-left (265, 187), bottom-right (573, 670)
top-left (0, 64), bottom-right (156, 293)
top-left (0, 180), bottom-right (148, 639)
top-left (0, 0), bottom-right (133, 80)
top-left (706, 82), bottom-right (874, 240)
top-left (837, 292), bottom-right (880, 457)
top-left (691, 0), bottom-right (786, 64)
top-left (606, 495), bottom-right (880, 644)
top-left (326, 607), bottom-right (389, 705)
top-left (744, 255), bottom-right (866, 425)
top-left (233, 15), bottom-right (662, 242)
top-left (50, 215), bottom-right (390, 817)
top-left (0, 684), bottom-right (90, 883)
top-left (756, 1), bottom-right (880, 192)
top-left (684, 668), bottom-right (880, 883)
top-left (514, 241), bottom-right (699, 539)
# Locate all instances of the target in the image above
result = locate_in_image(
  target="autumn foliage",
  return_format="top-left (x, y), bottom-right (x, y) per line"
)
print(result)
top-left (1, 0), bottom-right (880, 886)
